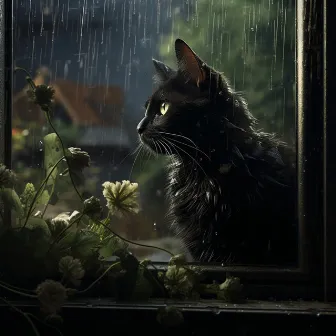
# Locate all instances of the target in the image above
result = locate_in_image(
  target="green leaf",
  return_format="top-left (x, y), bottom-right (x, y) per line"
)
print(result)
top-left (20, 183), bottom-right (36, 215)
top-left (0, 188), bottom-right (24, 219)
top-left (43, 133), bottom-right (64, 191)
top-left (59, 230), bottom-right (100, 259)
top-left (26, 217), bottom-right (51, 237)
top-left (217, 276), bottom-right (244, 303)
top-left (98, 235), bottom-right (129, 259)
top-left (36, 189), bottom-right (50, 206)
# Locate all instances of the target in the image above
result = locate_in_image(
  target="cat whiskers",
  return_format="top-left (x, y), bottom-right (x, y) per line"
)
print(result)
top-left (129, 144), bottom-right (143, 180)
top-left (157, 140), bottom-right (171, 156)
top-left (129, 138), bottom-right (164, 179)
top-left (157, 131), bottom-right (197, 147)
top-left (162, 134), bottom-right (211, 161)
top-left (162, 137), bottom-right (208, 177)
top-left (151, 139), bottom-right (161, 157)
top-left (144, 142), bottom-right (157, 167)
top-left (156, 136), bottom-right (185, 167)
top-left (158, 139), bottom-right (183, 166)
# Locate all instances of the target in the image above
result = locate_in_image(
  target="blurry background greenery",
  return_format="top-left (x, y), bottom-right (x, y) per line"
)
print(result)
top-left (159, 0), bottom-right (296, 143)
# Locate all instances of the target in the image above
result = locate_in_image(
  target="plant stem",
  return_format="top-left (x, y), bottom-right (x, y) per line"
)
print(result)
top-left (26, 313), bottom-right (63, 336)
top-left (17, 67), bottom-right (82, 203)
top-left (21, 156), bottom-right (65, 230)
top-left (41, 177), bottom-right (56, 218)
top-left (0, 279), bottom-right (35, 293)
top-left (78, 261), bottom-right (121, 294)
top-left (140, 263), bottom-right (167, 296)
top-left (44, 111), bottom-right (83, 201)
top-left (0, 297), bottom-right (40, 336)
top-left (14, 67), bottom-right (35, 80)
top-left (0, 282), bottom-right (37, 299)
top-left (93, 218), bottom-right (174, 257)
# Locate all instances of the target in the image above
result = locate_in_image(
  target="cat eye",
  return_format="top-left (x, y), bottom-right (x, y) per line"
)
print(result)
top-left (160, 102), bottom-right (170, 115)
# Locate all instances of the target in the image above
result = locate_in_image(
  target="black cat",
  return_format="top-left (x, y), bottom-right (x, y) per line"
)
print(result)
top-left (137, 39), bottom-right (297, 266)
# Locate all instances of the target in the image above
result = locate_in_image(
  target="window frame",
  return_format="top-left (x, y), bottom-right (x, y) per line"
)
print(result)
top-left (1, 0), bottom-right (332, 302)
top-left (323, 0), bottom-right (336, 302)
top-left (0, 0), bottom-right (13, 227)
top-left (0, 0), bottom-right (12, 166)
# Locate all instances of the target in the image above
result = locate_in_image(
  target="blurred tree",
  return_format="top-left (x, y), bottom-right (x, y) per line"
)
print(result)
top-left (159, 0), bottom-right (296, 142)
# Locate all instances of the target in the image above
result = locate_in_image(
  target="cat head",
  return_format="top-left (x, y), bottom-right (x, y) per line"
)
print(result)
top-left (137, 39), bottom-right (257, 165)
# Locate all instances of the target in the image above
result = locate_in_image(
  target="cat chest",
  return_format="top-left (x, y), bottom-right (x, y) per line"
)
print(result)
top-left (168, 178), bottom-right (228, 222)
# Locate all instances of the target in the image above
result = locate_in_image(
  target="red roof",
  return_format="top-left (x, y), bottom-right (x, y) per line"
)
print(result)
top-left (13, 67), bottom-right (125, 127)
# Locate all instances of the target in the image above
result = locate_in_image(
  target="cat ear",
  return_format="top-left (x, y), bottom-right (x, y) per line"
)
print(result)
top-left (175, 38), bottom-right (206, 87)
top-left (152, 59), bottom-right (175, 81)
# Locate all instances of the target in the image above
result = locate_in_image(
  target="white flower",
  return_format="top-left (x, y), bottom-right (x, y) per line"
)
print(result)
top-left (102, 180), bottom-right (140, 218)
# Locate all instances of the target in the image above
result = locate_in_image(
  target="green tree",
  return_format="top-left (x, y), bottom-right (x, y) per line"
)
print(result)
top-left (159, 0), bottom-right (295, 142)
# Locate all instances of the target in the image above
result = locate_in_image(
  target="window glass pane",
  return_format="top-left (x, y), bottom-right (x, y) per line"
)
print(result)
top-left (12, 0), bottom-right (297, 266)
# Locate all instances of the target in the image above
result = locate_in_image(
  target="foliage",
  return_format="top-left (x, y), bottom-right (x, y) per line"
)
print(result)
top-left (0, 68), bottom-right (243, 334)
top-left (159, 0), bottom-right (296, 141)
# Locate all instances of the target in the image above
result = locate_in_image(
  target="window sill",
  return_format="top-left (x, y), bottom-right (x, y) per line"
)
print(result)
top-left (2, 297), bottom-right (336, 314)
top-left (63, 298), bottom-right (336, 313)
top-left (1, 299), bottom-right (335, 335)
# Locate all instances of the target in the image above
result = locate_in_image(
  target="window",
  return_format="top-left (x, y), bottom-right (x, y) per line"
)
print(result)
top-left (10, 0), bottom-right (299, 263)
top-left (0, 0), bottom-right (334, 327)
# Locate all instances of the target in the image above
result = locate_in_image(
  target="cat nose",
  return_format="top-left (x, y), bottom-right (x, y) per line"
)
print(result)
top-left (137, 117), bottom-right (149, 135)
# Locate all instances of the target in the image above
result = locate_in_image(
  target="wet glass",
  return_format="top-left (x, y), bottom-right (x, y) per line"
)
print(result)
top-left (12, 0), bottom-right (297, 265)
